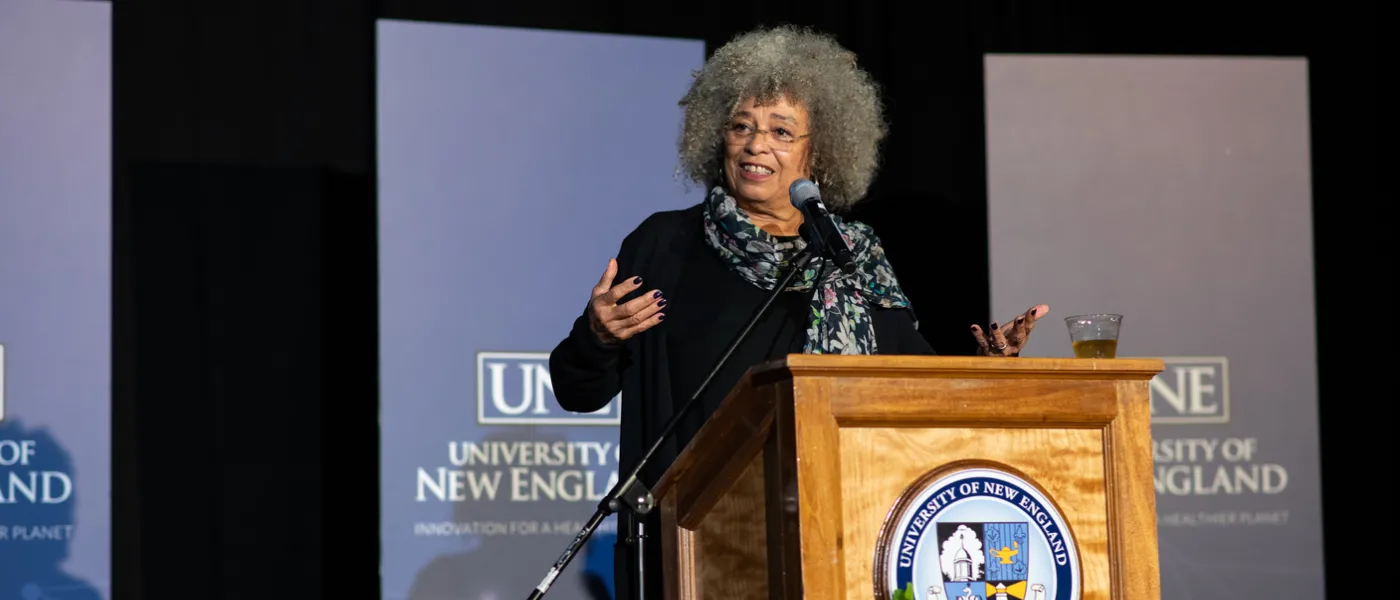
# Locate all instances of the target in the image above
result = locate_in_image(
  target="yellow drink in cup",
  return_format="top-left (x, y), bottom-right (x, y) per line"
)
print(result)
top-left (1065, 314), bottom-right (1122, 358)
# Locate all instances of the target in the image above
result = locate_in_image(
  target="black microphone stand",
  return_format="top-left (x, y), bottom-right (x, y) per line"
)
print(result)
top-left (526, 236), bottom-right (820, 600)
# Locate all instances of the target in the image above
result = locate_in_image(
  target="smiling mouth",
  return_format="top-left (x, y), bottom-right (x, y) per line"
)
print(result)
top-left (741, 163), bottom-right (774, 175)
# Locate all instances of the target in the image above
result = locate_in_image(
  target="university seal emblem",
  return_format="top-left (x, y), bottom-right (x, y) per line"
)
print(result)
top-left (875, 463), bottom-right (1080, 600)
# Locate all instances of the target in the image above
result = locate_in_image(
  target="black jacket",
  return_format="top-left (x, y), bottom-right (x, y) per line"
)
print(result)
top-left (548, 203), bottom-right (933, 599)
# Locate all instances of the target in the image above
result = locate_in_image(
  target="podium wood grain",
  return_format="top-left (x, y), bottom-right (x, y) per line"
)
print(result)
top-left (654, 356), bottom-right (1162, 600)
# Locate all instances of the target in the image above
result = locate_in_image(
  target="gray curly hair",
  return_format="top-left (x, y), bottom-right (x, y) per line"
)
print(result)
top-left (677, 25), bottom-right (887, 212)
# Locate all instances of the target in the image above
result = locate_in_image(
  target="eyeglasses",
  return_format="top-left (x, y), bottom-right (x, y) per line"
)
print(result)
top-left (723, 122), bottom-right (811, 151)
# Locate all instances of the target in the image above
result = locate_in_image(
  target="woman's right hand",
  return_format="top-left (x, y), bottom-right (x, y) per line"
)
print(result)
top-left (587, 258), bottom-right (666, 346)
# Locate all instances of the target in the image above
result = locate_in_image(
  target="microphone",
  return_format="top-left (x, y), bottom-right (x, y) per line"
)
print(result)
top-left (789, 179), bottom-right (857, 274)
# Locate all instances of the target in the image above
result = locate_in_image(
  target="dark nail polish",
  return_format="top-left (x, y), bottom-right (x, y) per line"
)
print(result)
top-left (657, 313), bottom-right (666, 321)
top-left (1016, 317), bottom-right (1024, 325)
top-left (991, 322), bottom-right (998, 330)
top-left (653, 290), bottom-right (662, 299)
top-left (1031, 308), bottom-right (1037, 316)
top-left (633, 277), bottom-right (642, 284)
top-left (658, 299), bottom-right (668, 308)
top-left (970, 325), bottom-right (978, 331)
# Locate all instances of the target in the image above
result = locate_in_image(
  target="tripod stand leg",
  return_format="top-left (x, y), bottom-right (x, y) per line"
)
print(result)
top-left (617, 511), bottom-right (646, 600)
top-left (636, 517), bottom-right (645, 600)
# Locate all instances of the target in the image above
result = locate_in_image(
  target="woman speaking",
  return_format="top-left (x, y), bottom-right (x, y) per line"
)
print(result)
top-left (548, 25), bottom-right (1048, 597)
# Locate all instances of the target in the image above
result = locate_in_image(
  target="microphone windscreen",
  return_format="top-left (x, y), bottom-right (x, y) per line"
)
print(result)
top-left (788, 178), bottom-right (820, 209)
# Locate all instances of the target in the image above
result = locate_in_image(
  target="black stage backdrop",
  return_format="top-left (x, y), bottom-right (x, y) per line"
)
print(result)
top-left (109, 1), bottom-right (1378, 598)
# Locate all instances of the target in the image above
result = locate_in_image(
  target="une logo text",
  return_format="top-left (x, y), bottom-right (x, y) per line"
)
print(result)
top-left (476, 352), bottom-right (619, 425)
top-left (1149, 357), bottom-right (1229, 424)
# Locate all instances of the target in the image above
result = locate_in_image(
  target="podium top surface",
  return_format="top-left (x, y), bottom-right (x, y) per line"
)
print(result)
top-left (750, 354), bottom-right (1165, 382)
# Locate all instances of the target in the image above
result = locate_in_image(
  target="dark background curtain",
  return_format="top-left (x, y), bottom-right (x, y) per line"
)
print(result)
top-left (108, 0), bottom-right (1378, 597)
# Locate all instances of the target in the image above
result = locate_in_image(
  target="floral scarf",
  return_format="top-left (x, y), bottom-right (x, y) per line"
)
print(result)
top-left (701, 186), bottom-right (913, 355)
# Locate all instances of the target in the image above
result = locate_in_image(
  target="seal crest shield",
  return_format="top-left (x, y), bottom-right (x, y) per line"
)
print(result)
top-left (874, 462), bottom-right (1080, 600)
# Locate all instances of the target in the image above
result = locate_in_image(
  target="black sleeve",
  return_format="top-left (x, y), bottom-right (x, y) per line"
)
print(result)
top-left (549, 311), bottom-right (628, 413)
top-left (548, 220), bottom-right (646, 413)
top-left (873, 307), bottom-right (937, 355)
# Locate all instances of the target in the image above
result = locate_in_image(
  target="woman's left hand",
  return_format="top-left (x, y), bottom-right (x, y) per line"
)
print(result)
top-left (971, 304), bottom-right (1050, 357)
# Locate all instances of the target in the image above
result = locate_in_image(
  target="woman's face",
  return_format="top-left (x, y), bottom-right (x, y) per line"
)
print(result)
top-left (723, 95), bottom-right (812, 209)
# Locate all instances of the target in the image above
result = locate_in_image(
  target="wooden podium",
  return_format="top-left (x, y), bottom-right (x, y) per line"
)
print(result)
top-left (651, 355), bottom-right (1163, 600)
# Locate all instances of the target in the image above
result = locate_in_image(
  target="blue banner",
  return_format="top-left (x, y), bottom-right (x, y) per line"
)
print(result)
top-left (0, 1), bottom-right (111, 597)
top-left (985, 55), bottom-right (1324, 598)
top-left (376, 20), bottom-right (704, 599)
